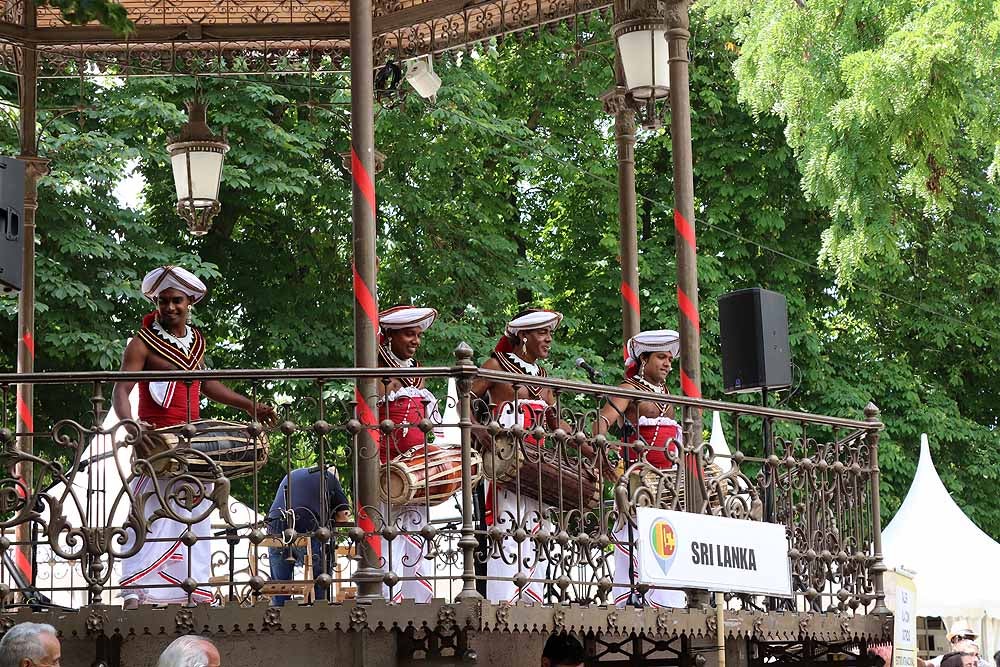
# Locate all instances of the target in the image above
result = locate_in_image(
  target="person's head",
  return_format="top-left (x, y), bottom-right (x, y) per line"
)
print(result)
top-left (155, 288), bottom-right (193, 329)
top-left (505, 309), bottom-right (563, 362)
top-left (941, 653), bottom-right (978, 667)
top-left (541, 632), bottom-right (585, 667)
top-left (141, 266), bottom-right (207, 332)
top-left (379, 306), bottom-right (437, 362)
top-left (0, 623), bottom-right (60, 667)
top-left (639, 350), bottom-right (675, 384)
top-left (948, 622), bottom-right (978, 645)
top-left (953, 641), bottom-right (980, 659)
top-left (992, 649), bottom-right (999, 667)
top-left (386, 326), bottom-right (423, 360)
top-left (624, 330), bottom-right (680, 383)
top-left (157, 636), bottom-right (220, 667)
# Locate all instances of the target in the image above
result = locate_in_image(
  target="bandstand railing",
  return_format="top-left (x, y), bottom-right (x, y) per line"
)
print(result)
top-left (0, 344), bottom-right (887, 616)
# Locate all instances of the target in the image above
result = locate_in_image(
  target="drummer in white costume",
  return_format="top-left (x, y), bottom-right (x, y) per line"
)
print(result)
top-left (376, 305), bottom-right (443, 603)
top-left (112, 265), bottom-right (275, 608)
top-left (471, 309), bottom-right (563, 604)
top-left (596, 329), bottom-right (686, 609)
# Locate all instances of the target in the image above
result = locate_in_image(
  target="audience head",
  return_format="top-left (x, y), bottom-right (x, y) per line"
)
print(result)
top-left (0, 623), bottom-right (60, 667)
top-left (948, 622), bottom-right (978, 645)
top-left (157, 636), bottom-right (220, 667)
top-left (541, 632), bottom-right (585, 667)
top-left (941, 653), bottom-right (978, 667)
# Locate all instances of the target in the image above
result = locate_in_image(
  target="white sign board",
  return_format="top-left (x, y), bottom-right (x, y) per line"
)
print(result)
top-left (893, 570), bottom-right (917, 667)
top-left (636, 507), bottom-right (792, 596)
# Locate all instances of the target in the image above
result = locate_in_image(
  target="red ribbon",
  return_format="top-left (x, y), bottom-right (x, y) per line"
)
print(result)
top-left (351, 147), bottom-right (376, 214)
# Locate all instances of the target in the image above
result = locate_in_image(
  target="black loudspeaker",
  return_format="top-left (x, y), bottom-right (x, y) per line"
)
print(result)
top-left (0, 157), bottom-right (25, 293)
top-left (718, 288), bottom-right (792, 394)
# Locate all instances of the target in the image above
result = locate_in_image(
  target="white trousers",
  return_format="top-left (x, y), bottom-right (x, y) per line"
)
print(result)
top-left (486, 486), bottom-right (550, 604)
top-left (611, 522), bottom-right (685, 608)
top-left (381, 505), bottom-right (433, 603)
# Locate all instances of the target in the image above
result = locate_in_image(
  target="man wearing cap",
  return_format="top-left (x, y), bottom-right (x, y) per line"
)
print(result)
top-left (470, 308), bottom-right (564, 604)
top-left (596, 329), bottom-right (685, 608)
top-left (923, 623), bottom-right (989, 667)
top-left (112, 265), bottom-right (276, 608)
top-left (377, 305), bottom-right (442, 602)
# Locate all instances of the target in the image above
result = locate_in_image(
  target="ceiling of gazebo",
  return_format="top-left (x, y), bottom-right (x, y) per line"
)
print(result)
top-left (0, 0), bottom-right (612, 77)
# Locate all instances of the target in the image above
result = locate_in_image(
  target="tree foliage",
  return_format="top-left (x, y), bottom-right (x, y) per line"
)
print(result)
top-left (1, 5), bottom-right (997, 532)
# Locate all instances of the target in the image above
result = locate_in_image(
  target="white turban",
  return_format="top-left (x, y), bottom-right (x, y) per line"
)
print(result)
top-left (141, 266), bottom-right (207, 304)
top-left (504, 310), bottom-right (563, 336)
top-left (625, 329), bottom-right (680, 367)
top-left (379, 306), bottom-right (437, 332)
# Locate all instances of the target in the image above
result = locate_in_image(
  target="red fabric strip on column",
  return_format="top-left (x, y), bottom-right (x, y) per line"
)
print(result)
top-left (680, 369), bottom-right (701, 399)
top-left (16, 395), bottom-right (33, 432)
top-left (22, 332), bottom-right (34, 358)
top-left (351, 147), bottom-right (376, 213)
top-left (677, 287), bottom-right (700, 334)
top-left (620, 281), bottom-right (641, 318)
top-left (354, 387), bottom-right (381, 559)
top-left (352, 264), bottom-right (379, 333)
top-left (673, 209), bottom-right (696, 249)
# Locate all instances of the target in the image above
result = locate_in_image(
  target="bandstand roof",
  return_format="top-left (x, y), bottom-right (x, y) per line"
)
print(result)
top-left (0, 0), bottom-right (612, 78)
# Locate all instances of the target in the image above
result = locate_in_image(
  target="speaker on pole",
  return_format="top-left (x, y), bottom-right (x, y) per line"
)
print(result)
top-left (0, 157), bottom-right (25, 293)
top-left (718, 288), bottom-right (792, 394)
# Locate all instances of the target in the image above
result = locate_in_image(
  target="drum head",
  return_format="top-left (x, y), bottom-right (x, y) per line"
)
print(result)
top-left (481, 432), bottom-right (520, 483)
top-left (384, 462), bottom-right (416, 507)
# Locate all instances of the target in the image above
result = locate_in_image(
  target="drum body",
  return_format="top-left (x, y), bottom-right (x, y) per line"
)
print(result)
top-left (482, 434), bottom-right (601, 512)
top-left (382, 444), bottom-right (483, 508)
top-left (139, 419), bottom-right (269, 480)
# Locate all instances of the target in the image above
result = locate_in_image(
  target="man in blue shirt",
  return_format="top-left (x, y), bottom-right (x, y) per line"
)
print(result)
top-left (266, 467), bottom-right (350, 605)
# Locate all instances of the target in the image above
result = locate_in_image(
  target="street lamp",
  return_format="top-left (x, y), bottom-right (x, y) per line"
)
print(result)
top-left (166, 98), bottom-right (229, 236)
top-left (612, 0), bottom-right (670, 102)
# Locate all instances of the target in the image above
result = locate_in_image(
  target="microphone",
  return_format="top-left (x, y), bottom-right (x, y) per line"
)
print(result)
top-left (575, 357), bottom-right (603, 383)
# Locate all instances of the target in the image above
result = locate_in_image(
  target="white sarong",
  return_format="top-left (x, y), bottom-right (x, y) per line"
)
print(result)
top-left (381, 504), bottom-right (434, 603)
top-left (119, 473), bottom-right (214, 604)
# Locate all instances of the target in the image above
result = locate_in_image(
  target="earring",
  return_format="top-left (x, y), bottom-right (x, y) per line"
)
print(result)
top-left (639, 358), bottom-right (647, 378)
top-left (187, 305), bottom-right (194, 325)
top-left (522, 338), bottom-right (528, 353)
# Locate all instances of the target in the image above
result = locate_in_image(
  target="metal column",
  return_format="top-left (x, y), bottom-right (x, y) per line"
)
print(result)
top-left (348, 0), bottom-right (382, 601)
top-left (15, 0), bottom-right (50, 578)
top-left (665, 1), bottom-right (706, 515)
top-left (602, 73), bottom-right (641, 342)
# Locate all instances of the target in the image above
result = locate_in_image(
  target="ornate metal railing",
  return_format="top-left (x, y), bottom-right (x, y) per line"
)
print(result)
top-left (0, 345), bottom-right (887, 615)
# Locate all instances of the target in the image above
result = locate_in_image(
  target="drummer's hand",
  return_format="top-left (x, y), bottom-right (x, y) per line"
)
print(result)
top-left (250, 402), bottom-right (278, 427)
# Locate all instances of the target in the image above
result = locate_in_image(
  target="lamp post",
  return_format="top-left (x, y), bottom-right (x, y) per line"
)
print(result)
top-left (613, 0), bottom-right (706, 537)
top-left (166, 98), bottom-right (230, 235)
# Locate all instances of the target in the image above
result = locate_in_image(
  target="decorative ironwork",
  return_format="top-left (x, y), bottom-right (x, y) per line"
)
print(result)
top-left (0, 0), bottom-right (614, 79)
top-left (0, 353), bottom-right (887, 641)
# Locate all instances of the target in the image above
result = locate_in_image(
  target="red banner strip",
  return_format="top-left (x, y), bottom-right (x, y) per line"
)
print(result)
top-left (351, 147), bottom-right (376, 214)
top-left (352, 264), bottom-right (379, 334)
top-left (353, 387), bottom-right (381, 559)
top-left (16, 395), bottom-right (33, 432)
top-left (674, 209), bottom-right (696, 249)
top-left (22, 332), bottom-right (34, 358)
top-left (14, 548), bottom-right (32, 581)
top-left (680, 369), bottom-right (701, 399)
top-left (620, 281), bottom-right (641, 318)
top-left (677, 287), bottom-right (700, 334)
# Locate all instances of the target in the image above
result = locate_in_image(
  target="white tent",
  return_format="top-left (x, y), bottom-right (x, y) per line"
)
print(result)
top-left (882, 434), bottom-right (1000, 658)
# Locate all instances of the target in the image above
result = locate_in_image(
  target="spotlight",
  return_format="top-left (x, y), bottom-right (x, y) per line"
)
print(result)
top-left (404, 55), bottom-right (442, 100)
